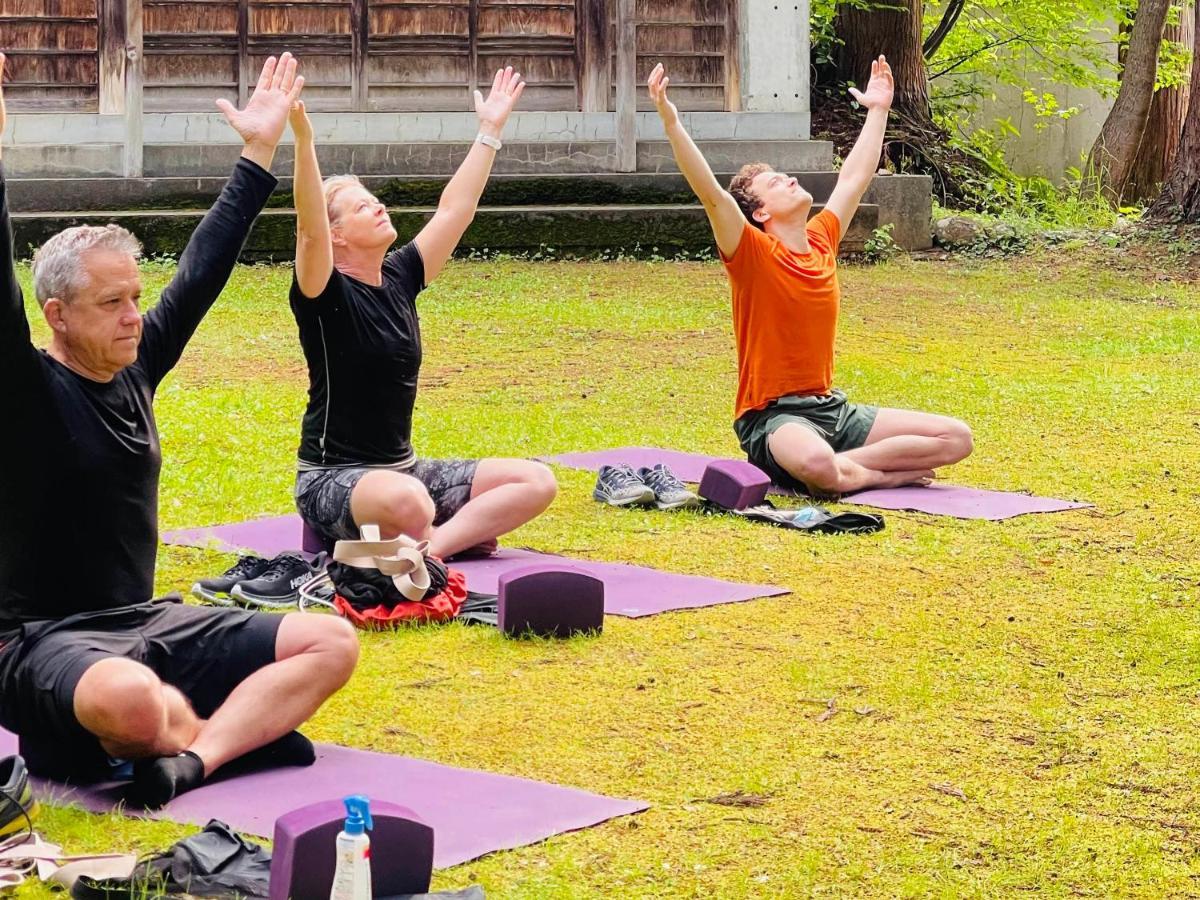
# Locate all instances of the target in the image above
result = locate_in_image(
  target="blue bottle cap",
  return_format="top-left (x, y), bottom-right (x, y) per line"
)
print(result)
top-left (343, 795), bottom-right (373, 836)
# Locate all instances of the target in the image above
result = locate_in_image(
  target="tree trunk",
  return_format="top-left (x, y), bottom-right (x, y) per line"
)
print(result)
top-left (835, 0), bottom-right (932, 125)
top-left (1127, 0), bottom-right (1194, 202)
top-left (1149, 0), bottom-right (1200, 220)
top-left (1082, 0), bottom-right (1173, 204)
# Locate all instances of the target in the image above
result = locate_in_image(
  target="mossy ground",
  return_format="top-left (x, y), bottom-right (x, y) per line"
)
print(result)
top-left (9, 246), bottom-right (1200, 898)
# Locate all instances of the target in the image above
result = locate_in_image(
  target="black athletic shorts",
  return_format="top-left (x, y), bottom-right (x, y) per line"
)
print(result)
top-left (0, 598), bottom-right (282, 782)
top-left (295, 458), bottom-right (480, 542)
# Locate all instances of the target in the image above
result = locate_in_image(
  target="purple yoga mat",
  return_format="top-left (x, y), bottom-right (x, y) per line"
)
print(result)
top-left (541, 447), bottom-right (1092, 521)
top-left (452, 549), bottom-right (787, 617)
top-left (163, 516), bottom-right (789, 617)
top-left (0, 728), bottom-right (645, 869)
top-left (162, 514), bottom-right (306, 558)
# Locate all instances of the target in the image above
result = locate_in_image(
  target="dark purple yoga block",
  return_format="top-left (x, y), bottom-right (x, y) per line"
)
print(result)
top-left (269, 798), bottom-right (433, 900)
top-left (698, 460), bottom-right (771, 510)
top-left (302, 521), bottom-right (333, 555)
top-left (497, 564), bottom-right (604, 638)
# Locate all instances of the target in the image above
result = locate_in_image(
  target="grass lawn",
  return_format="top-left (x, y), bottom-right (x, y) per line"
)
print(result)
top-left (9, 245), bottom-right (1200, 898)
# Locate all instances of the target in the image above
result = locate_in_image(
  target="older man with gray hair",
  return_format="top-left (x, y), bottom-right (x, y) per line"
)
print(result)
top-left (0, 51), bottom-right (359, 808)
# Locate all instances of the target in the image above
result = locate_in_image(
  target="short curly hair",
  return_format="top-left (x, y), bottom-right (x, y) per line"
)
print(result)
top-left (728, 162), bottom-right (774, 230)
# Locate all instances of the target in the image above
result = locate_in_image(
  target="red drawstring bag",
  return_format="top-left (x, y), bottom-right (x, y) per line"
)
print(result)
top-left (333, 567), bottom-right (467, 630)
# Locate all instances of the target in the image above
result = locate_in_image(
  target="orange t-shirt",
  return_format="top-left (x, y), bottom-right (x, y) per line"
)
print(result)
top-left (720, 210), bottom-right (842, 420)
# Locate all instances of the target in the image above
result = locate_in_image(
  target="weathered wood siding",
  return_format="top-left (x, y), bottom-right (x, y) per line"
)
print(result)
top-left (2, 0), bottom-right (739, 112)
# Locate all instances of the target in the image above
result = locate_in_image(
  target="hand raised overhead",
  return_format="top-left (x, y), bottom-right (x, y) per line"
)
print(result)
top-left (474, 66), bottom-right (525, 136)
top-left (289, 98), bottom-right (313, 145)
top-left (848, 55), bottom-right (894, 112)
top-left (647, 63), bottom-right (679, 128)
top-left (216, 52), bottom-right (305, 162)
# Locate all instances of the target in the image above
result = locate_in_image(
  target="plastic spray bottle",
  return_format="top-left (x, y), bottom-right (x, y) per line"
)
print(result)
top-left (329, 795), bottom-right (373, 900)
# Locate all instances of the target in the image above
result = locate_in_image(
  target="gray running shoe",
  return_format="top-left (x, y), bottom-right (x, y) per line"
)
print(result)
top-left (592, 465), bottom-right (655, 507)
top-left (638, 464), bottom-right (701, 510)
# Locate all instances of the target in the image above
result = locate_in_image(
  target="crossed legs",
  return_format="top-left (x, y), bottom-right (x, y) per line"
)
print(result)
top-left (349, 458), bottom-right (557, 558)
top-left (72, 613), bottom-right (358, 779)
top-left (767, 408), bottom-right (973, 496)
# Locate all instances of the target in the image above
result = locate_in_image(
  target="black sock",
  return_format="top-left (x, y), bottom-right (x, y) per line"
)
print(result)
top-left (221, 731), bottom-right (315, 776)
top-left (128, 750), bottom-right (205, 809)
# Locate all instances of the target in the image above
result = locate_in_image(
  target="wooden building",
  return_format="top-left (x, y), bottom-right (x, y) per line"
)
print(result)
top-left (2, 1), bottom-right (815, 176)
top-left (0, 2), bottom-right (933, 251)
top-left (4, 0), bottom-right (743, 114)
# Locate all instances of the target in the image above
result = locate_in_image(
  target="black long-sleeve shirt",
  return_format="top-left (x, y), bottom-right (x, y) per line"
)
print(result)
top-left (0, 158), bottom-right (277, 636)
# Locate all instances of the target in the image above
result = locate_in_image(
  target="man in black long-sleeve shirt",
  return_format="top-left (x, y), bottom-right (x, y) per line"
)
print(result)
top-left (0, 53), bottom-right (358, 807)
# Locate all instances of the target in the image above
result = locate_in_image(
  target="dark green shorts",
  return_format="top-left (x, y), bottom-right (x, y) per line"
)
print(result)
top-left (734, 390), bottom-right (879, 493)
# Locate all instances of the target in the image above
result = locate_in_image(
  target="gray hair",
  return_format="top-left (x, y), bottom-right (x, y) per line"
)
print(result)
top-left (322, 174), bottom-right (363, 224)
top-left (32, 225), bottom-right (143, 307)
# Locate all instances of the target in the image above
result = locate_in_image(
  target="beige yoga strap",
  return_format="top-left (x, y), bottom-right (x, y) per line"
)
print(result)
top-left (332, 524), bottom-right (432, 602)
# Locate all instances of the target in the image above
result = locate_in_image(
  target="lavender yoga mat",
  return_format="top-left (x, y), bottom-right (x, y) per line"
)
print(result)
top-left (0, 728), bottom-right (645, 869)
top-left (162, 514), bottom-right (306, 558)
top-left (541, 447), bottom-right (1092, 521)
top-left (163, 516), bottom-right (789, 617)
top-left (451, 548), bottom-right (787, 617)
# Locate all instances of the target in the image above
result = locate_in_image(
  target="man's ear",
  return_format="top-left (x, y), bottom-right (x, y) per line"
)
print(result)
top-left (752, 206), bottom-right (770, 224)
top-left (43, 297), bottom-right (68, 333)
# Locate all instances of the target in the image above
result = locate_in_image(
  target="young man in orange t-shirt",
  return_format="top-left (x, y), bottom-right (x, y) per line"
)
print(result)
top-left (648, 56), bottom-right (973, 496)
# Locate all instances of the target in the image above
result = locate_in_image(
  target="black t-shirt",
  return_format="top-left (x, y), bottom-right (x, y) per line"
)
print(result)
top-left (0, 158), bottom-right (277, 636)
top-left (291, 242), bottom-right (425, 467)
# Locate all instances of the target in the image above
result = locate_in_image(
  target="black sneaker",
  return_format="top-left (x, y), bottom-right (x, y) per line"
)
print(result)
top-left (638, 464), bottom-right (701, 510)
top-left (231, 553), bottom-right (326, 609)
top-left (0, 755), bottom-right (36, 840)
top-left (593, 465), bottom-right (655, 507)
top-left (190, 555), bottom-right (271, 606)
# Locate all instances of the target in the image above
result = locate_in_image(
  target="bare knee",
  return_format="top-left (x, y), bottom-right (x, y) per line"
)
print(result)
top-left (942, 419), bottom-right (974, 464)
top-left (74, 660), bottom-right (167, 751)
top-left (525, 462), bottom-right (558, 510)
top-left (376, 481), bottom-right (435, 534)
top-left (778, 444), bottom-right (841, 492)
top-left (279, 615), bottom-right (359, 690)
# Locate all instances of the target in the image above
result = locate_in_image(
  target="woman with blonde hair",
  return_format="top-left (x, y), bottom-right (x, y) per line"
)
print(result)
top-left (286, 68), bottom-right (557, 562)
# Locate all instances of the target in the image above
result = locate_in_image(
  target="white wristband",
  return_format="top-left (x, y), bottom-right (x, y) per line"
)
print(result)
top-left (475, 132), bottom-right (502, 151)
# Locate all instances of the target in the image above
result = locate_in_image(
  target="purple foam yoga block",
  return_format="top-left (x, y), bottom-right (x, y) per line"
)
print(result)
top-left (497, 564), bottom-right (604, 638)
top-left (698, 460), bottom-right (771, 510)
top-left (302, 521), bottom-right (333, 555)
top-left (269, 798), bottom-right (433, 900)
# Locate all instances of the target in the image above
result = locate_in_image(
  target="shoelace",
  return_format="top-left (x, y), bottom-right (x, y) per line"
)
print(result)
top-left (643, 465), bottom-right (686, 494)
top-left (257, 553), bottom-right (308, 581)
top-left (605, 466), bottom-right (646, 490)
top-left (222, 555), bottom-right (268, 579)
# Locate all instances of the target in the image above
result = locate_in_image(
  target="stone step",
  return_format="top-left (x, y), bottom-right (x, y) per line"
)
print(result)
top-left (7, 171), bottom-right (931, 248)
top-left (7, 171), bottom-right (833, 210)
top-left (10, 203), bottom-right (880, 260)
top-left (2, 139), bottom-right (835, 179)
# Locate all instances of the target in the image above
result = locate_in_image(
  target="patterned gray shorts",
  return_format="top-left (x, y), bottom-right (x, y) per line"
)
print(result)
top-left (294, 458), bottom-right (479, 541)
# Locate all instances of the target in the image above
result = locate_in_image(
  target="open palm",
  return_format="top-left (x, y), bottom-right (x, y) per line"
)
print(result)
top-left (474, 67), bottom-right (525, 133)
top-left (216, 52), bottom-right (305, 148)
top-left (849, 55), bottom-right (894, 111)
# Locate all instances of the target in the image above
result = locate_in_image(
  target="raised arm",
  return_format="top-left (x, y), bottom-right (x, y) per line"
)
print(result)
top-left (824, 55), bottom-right (893, 232)
top-left (648, 63), bottom-right (745, 258)
top-left (137, 54), bottom-right (302, 385)
top-left (413, 67), bottom-right (524, 283)
top-left (289, 100), bottom-right (333, 298)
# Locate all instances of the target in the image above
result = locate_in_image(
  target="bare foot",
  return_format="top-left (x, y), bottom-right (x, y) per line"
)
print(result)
top-left (877, 469), bottom-right (935, 489)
